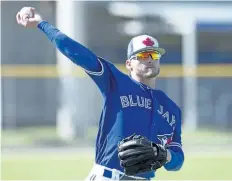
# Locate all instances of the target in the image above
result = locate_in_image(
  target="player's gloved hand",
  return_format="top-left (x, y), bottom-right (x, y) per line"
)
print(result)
top-left (118, 134), bottom-right (168, 176)
top-left (16, 7), bottom-right (42, 28)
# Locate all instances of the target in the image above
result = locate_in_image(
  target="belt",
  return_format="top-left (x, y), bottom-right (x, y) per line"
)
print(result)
top-left (103, 169), bottom-right (148, 180)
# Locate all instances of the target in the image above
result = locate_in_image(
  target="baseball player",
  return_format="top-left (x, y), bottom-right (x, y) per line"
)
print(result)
top-left (16, 7), bottom-right (184, 181)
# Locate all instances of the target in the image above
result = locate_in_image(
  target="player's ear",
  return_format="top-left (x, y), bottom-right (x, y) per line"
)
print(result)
top-left (125, 59), bottom-right (131, 70)
top-left (126, 59), bottom-right (133, 76)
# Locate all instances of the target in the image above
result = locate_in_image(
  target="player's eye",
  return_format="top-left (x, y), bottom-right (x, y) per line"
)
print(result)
top-left (135, 51), bottom-right (161, 61)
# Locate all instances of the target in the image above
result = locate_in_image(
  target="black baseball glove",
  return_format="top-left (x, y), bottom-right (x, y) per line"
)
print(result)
top-left (118, 134), bottom-right (168, 176)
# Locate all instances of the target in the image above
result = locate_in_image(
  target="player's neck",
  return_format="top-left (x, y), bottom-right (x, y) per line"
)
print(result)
top-left (131, 74), bottom-right (156, 89)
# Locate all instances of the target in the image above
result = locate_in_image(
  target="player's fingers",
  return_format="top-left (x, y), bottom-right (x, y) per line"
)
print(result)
top-left (22, 14), bottom-right (29, 21)
top-left (20, 18), bottom-right (29, 27)
top-left (30, 7), bottom-right (35, 13)
top-left (16, 12), bottom-right (21, 24)
top-left (28, 18), bottom-right (35, 23)
top-left (30, 7), bottom-right (36, 17)
top-left (17, 14), bottom-right (27, 26)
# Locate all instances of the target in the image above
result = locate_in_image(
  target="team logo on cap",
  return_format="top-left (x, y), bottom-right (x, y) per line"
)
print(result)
top-left (142, 37), bottom-right (154, 46)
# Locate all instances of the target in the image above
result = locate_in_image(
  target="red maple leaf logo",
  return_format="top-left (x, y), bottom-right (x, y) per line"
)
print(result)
top-left (142, 38), bottom-right (154, 46)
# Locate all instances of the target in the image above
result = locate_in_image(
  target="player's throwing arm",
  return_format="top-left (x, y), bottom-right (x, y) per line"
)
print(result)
top-left (16, 7), bottom-right (102, 73)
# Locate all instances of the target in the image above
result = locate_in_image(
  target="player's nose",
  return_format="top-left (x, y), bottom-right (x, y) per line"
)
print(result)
top-left (147, 57), bottom-right (153, 63)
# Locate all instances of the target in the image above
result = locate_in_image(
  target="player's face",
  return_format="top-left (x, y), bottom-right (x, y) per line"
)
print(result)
top-left (127, 51), bottom-right (161, 78)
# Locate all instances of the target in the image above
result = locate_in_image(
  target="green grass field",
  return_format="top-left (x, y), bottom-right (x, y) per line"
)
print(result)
top-left (2, 126), bottom-right (232, 147)
top-left (2, 151), bottom-right (232, 180)
top-left (2, 127), bottom-right (232, 180)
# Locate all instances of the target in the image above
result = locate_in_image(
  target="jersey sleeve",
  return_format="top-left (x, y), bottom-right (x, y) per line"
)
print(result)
top-left (37, 21), bottom-right (120, 97)
top-left (164, 108), bottom-right (185, 171)
top-left (84, 56), bottom-right (122, 98)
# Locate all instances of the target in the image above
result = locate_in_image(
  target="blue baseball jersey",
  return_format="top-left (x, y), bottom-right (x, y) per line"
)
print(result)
top-left (38, 21), bottom-right (184, 179)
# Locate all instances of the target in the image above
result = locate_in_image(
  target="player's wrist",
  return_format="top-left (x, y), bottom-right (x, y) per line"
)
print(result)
top-left (37, 19), bottom-right (43, 26)
top-left (153, 144), bottom-right (168, 162)
top-left (166, 149), bottom-right (172, 163)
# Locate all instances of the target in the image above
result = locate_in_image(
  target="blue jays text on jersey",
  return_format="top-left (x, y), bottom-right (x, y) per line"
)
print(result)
top-left (37, 21), bottom-right (184, 179)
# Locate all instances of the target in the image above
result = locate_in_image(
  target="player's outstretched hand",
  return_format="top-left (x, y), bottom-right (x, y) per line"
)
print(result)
top-left (16, 7), bottom-right (42, 28)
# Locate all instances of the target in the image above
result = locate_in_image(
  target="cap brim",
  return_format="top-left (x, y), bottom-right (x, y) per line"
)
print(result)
top-left (153, 47), bottom-right (166, 55)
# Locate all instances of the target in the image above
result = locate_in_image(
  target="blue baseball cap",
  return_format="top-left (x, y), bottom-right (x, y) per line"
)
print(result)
top-left (127, 35), bottom-right (166, 59)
